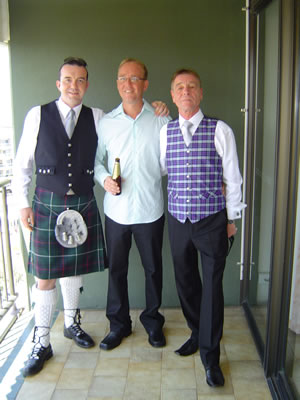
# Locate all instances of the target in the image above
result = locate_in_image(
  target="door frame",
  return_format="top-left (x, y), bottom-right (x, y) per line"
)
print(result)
top-left (241, 0), bottom-right (300, 398)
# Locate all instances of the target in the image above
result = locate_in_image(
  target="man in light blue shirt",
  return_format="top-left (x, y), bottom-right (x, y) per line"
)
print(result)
top-left (95, 58), bottom-right (170, 350)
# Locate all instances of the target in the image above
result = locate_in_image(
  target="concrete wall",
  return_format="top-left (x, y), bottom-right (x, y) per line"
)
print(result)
top-left (9, 0), bottom-right (245, 308)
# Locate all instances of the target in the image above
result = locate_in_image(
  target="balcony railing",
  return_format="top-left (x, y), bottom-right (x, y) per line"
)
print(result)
top-left (0, 178), bottom-right (29, 342)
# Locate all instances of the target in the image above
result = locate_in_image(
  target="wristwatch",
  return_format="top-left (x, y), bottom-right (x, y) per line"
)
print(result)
top-left (228, 220), bottom-right (234, 224)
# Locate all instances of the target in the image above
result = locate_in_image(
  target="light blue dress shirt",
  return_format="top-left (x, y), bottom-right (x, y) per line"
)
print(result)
top-left (94, 100), bottom-right (170, 225)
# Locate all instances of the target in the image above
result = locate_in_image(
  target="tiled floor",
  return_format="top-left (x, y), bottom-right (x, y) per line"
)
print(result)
top-left (3, 307), bottom-right (272, 400)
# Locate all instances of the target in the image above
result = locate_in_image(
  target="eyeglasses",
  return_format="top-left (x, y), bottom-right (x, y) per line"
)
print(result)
top-left (117, 76), bottom-right (146, 83)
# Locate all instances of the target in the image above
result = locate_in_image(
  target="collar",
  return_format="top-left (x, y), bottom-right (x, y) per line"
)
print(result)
top-left (179, 109), bottom-right (204, 129)
top-left (56, 97), bottom-right (82, 119)
top-left (110, 99), bottom-right (153, 118)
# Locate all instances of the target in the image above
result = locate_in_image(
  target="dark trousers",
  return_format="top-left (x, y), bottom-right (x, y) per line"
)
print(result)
top-left (167, 209), bottom-right (228, 368)
top-left (105, 215), bottom-right (165, 334)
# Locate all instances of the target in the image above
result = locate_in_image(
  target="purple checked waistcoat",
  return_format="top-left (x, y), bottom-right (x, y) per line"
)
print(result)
top-left (166, 117), bottom-right (226, 223)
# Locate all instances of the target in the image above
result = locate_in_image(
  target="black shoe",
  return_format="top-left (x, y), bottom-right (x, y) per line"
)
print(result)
top-left (63, 309), bottom-right (95, 348)
top-left (205, 365), bottom-right (225, 387)
top-left (148, 330), bottom-right (166, 348)
top-left (64, 324), bottom-right (95, 348)
top-left (175, 337), bottom-right (198, 356)
top-left (100, 330), bottom-right (132, 350)
top-left (22, 344), bottom-right (53, 377)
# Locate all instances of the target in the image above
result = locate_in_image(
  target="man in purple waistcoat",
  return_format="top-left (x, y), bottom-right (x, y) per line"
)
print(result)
top-left (160, 69), bottom-right (246, 387)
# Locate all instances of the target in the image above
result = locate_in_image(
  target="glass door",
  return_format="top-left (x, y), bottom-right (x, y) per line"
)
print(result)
top-left (242, 0), bottom-right (300, 397)
top-left (285, 202), bottom-right (300, 397)
top-left (247, 0), bottom-right (280, 348)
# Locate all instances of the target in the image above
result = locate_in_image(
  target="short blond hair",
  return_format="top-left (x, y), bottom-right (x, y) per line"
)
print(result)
top-left (118, 58), bottom-right (148, 80)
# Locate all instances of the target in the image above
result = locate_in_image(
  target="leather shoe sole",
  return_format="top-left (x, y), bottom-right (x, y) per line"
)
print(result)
top-left (148, 330), bottom-right (166, 348)
top-left (175, 338), bottom-right (198, 356)
top-left (205, 365), bottom-right (225, 387)
top-left (100, 331), bottom-right (132, 350)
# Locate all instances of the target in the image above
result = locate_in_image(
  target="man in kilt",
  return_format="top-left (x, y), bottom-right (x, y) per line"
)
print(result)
top-left (13, 57), bottom-right (107, 377)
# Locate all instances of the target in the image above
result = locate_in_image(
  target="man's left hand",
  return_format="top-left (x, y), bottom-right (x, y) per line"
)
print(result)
top-left (152, 101), bottom-right (169, 117)
top-left (227, 222), bottom-right (238, 238)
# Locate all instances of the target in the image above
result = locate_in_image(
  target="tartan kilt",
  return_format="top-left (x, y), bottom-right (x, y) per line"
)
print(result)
top-left (28, 187), bottom-right (107, 279)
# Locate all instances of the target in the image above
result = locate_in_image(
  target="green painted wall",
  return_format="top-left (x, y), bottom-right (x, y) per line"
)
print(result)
top-left (9, 0), bottom-right (245, 308)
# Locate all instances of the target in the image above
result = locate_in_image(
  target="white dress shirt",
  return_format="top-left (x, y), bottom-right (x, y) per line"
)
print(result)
top-left (94, 100), bottom-right (171, 225)
top-left (13, 98), bottom-right (105, 209)
top-left (160, 109), bottom-right (246, 220)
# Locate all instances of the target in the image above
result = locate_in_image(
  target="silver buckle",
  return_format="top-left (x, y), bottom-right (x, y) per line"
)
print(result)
top-left (55, 209), bottom-right (88, 248)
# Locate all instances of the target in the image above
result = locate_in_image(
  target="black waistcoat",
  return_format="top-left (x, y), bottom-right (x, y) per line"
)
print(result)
top-left (35, 101), bottom-right (97, 196)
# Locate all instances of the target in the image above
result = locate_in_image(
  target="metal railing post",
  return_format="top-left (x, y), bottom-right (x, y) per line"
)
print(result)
top-left (0, 219), bottom-right (9, 300)
top-left (1, 183), bottom-right (15, 296)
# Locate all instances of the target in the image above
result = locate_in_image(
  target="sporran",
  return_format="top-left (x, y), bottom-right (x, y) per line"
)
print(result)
top-left (54, 209), bottom-right (88, 248)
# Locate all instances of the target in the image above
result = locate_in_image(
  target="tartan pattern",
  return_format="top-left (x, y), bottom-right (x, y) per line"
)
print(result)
top-left (166, 117), bottom-right (226, 223)
top-left (28, 187), bottom-right (107, 279)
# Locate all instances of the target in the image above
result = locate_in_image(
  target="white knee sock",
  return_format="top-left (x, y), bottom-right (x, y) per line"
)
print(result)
top-left (32, 285), bottom-right (57, 348)
top-left (60, 276), bottom-right (83, 328)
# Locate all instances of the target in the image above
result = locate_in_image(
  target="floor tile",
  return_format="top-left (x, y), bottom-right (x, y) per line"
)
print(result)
top-left (3, 307), bottom-right (275, 400)
top-left (131, 345), bottom-right (163, 363)
top-left (94, 357), bottom-right (129, 376)
top-left (16, 381), bottom-right (56, 400)
top-left (164, 326), bottom-right (191, 336)
top-left (229, 360), bottom-right (271, 399)
top-left (127, 362), bottom-right (161, 389)
top-left (88, 376), bottom-right (126, 398)
top-left (163, 334), bottom-right (195, 351)
top-left (124, 385), bottom-right (160, 400)
top-left (224, 307), bottom-right (244, 317)
top-left (223, 316), bottom-right (249, 331)
top-left (162, 388), bottom-right (197, 400)
top-left (222, 329), bottom-right (255, 345)
top-left (128, 360), bottom-right (161, 371)
top-left (198, 396), bottom-right (235, 400)
top-left (162, 350), bottom-right (195, 369)
top-left (51, 389), bottom-right (88, 400)
top-left (56, 368), bottom-right (94, 390)
top-left (81, 310), bottom-right (107, 323)
top-left (81, 321), bottom-right (107, 337)
top-left (64, 351), bottom-right (98, 369)
top-left (100, 344), bottom-right (132, 359)
top-left (229, 360), bottom-right (266, 380)
top-left (87, 397), bottom-right (122, 400)
top-left (163, 308), bottom-right (186, 321)
top-left (164, 320), bottom-right (190, 329)
top-left (223, 342), bottom-right (260, 361)
top-left (162, 368), bottom-right (196, 389)
top-left (124, 366), bottom-right (161, 400)
top-left (49, 338), bottom-right (72, 363)
top-left (232, 379), bottom-right (272, 400)
top-left (69, 340), bottom-right (101, 353)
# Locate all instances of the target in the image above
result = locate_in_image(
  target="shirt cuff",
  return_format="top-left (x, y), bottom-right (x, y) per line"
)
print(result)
top-left (226, 204), bottom-right (247, 220)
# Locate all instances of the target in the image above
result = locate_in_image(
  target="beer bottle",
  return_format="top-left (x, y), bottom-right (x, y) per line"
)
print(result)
top-left (112, 157), bottom-right (121, 195)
